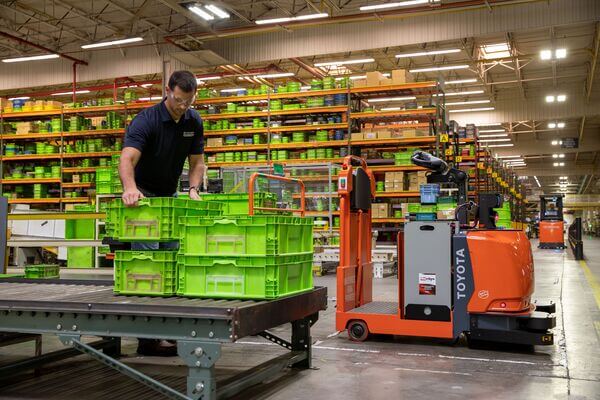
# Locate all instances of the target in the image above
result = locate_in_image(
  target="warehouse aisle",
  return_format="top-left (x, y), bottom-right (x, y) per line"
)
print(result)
top-left (0, 241), bottom-right (598, 400)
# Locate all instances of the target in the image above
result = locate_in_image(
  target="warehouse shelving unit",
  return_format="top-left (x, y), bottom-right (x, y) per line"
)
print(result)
top-left (0, 102), bottom-right (156, 210)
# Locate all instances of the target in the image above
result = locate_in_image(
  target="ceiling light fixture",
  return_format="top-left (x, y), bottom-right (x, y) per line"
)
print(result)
top-left (444, 78), bottom-right (478, 84)
top-left (395, 49), bottom-right (460, 58)
top-left (479, 134), bottom-right (508, 138)
top-left (557, 94), bottom-right (567, 102)
top-left (557, 122), bottom-right (565, 128)
top-left (479, 129), bottom-right (505, 133)
top-left (314, 58), bottom-right (375, 67)
top-left (553, 162), bottom-right (565, 167)
top-left (380, 107), bottom-right (402, 111)
top-left (8, 96), bottom-right (30, 100)
top-left (497, 155), bottom-right (522, 159)
top-left (478, 138), bottom-right (510, 142)
top-left (534, 176), bottom-right (541, 187)
top-left (253, 72), bottom-right (295, 79)
top-left (555, 48), bottom-right (567, 59)
top-left (409, 64), bottom-right (469, 73)
top-left (545, 95), bottom-right (555, 103)
top-left (487, 144), bottom-right (514, 148)
top-left (196, 76), bottom-right (221, 83)
top-left (2, 54), bottom-right (59, 63)
top-left (51, 90), bottom-right (91, 96)
top-left (360, 0), bottom-right (440, 11)
top-left (139, 96), bottom-right (163, 101)
top-left (367, 96), bottom-right (417, 102)
top-left (540, 50), bottom-right (553, 60)
top-left (433, 90), bottom-right (485, 97)
top-left (220, 88), bottom-right (246, 93)
top-left (551, 140), bottom-right (563, 145)
top-left (81, 37), bottom-right (143, 49)
top-left (205, 5), bottom-right (230, 18)
top-left (255, 13), bottom-right (329, 25)
top-left (448, 107), bottom-right (495, 113)
top-left (189, 5), bottom-right (214, 20)
top-left (445, 100), bottom-right (491, 106)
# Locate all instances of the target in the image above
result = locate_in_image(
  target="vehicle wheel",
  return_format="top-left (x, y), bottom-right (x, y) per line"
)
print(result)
top-left (347, 320), bottom-right (369, 342)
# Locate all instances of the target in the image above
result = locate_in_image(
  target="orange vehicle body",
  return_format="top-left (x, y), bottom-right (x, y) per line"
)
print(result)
top-left (539, 221), bottom-right (564, 246)
top-left (466, 230), bottom-right (534, 314)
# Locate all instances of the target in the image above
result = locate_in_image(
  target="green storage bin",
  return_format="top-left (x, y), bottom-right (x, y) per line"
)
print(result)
top-left (25, 264), bottom-right (59, 279)
top-left (65, 205), bottom-right (95, 239)
top-left (106, 197), bottom-right (223, 241)
top-left (407, 203), bottom-right (421, 213)
top-left (114, 251), bottom-right (178, 296)
top-left (198, 193), bottom-right (281, 215)
top-left (96, 167), bottom-right (112, 182)
top-left (67, 247), bottom-right (94, 268)
top-left (176, 253), bottom-right (313, 299)
top-left (419, 204), bottom-right (437, 212)
top-left (495, 209), bottom-right (511, 220)
top-left (96, 182), bottom-right (112, 194)
top-left (178, 215), bottom-right (313, 256)
top-left (496, 220), bottom-right (512, 229)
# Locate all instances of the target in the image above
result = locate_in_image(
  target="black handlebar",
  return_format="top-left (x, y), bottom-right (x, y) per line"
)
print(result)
top-left (411, 151), bottom-right (449, 174)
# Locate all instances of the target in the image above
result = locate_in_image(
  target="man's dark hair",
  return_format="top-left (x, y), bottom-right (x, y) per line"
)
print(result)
top-left (168, 70), bottom-right (197, 93)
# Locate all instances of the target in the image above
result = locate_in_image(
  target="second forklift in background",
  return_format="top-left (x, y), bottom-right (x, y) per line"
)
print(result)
top-left (538, 194), bottom-right (566, 249)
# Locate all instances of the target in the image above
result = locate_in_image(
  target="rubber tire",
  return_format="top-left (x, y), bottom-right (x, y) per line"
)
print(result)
top-left (347, 320), bottom-right (369, 342)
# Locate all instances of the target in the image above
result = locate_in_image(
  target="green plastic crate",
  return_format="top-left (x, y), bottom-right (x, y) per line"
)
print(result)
top-left (178, 215), bottom-right (313, 256)
top-left (114, 251), bottom-right (178, 296)
top-left (407, 203), bottom-right (421, 213)
top-left (25, 264), bottom-right (59, 279)
top-left (496, 220), bottom-right (513, 229)
top-left (65, 205), bottom-right (95, 239)
top-left (177, 253), bottom-right (313, 299)
top-left (418, 204), bottom-right (437, 212)
top-left (106, 197), bottom-right (223, 241)
top-left (495, 209), bottom-right (511, 220)
top-left (96, 182), bottom-right (112, 194)
top-left (67, 247), bottom-right (95, 268)
top-left (199, 193), bottom-right (280, 215)
top-left (437, 203), bottom-right (457, 211)
top-left (96, 167), bottom-right (112, 182)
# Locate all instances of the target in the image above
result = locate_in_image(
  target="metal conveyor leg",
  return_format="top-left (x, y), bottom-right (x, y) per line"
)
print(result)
top-left (177, 340), bottom-right (221, 400)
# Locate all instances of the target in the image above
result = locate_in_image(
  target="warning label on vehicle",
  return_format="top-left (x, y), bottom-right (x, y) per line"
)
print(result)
top-left (419, 273), bottom-right (436, 295)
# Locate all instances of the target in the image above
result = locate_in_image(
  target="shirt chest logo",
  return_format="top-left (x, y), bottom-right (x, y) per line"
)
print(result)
top-left (183, 131), bottom-right (195, 137)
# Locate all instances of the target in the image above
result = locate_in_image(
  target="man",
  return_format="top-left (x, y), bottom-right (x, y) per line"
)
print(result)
top-left (119, 70), bottom-right (205, 356)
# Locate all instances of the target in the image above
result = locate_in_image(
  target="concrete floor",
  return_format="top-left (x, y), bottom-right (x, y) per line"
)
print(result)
top-left (0, 238), bottom-right (599, 399)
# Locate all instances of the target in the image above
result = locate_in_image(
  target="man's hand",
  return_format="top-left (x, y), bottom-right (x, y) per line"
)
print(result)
top-left (189, 187), bottom-right (201, 200)
top-left (122, 187), bottom-right (144, 206)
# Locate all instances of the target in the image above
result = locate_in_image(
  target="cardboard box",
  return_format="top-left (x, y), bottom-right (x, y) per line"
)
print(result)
top-left (207, 137), bottom-right (223, 147)
top-left (377, 130), bottom-right (392, 139)
top-left (391, 69), bottom-right (414, 84)
top-left (437, 210), bottom-right (455, 220)
top-left (379, 78), bottom-right (393, 86)
top-left (366, 71), bottom-right (385, 87)
top-left (376, 203), bottom-right (389, 218)
top-left (363, 131), bottom-right (378, 140)
top-left (351, 132), bottom-right (364, 140)
top-left (353, 79), bottom-right (367, 88)
top-left (385, 181), bottom-right (395, 192)
top-left (402, 128), bottom-right (417, 138)
top-left (394, 181), bottom-right (404, 191)
top-left (415, 129), bottom-right (429, 137)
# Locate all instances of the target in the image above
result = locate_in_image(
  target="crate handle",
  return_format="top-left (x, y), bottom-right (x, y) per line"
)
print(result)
top-left (127, 273), bottom-right (162, 292)
top-left (124, 218), bottom-right (158, 237)
top-left (212, 259), bottom-right (237, 267)
top-left (131, 253), bottom-right (153, 260)
top-left (212, 219), bottom-right (237, 226)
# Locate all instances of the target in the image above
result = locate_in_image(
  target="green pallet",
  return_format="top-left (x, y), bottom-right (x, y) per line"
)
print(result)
top-left (178, 215), bottom-right (313, 256)
top-left (199, 193), bottom-right (281, 215)
top-left (67, 247), bottom-right (95, 268)
top-left (114, 251), bottom-right (178, 296)
top-left (106, 197), bottom-right (223, 242)
top-left (177, 253), bottom-right (313, 300)
top-left (24, 264), bottom-right (59, 279)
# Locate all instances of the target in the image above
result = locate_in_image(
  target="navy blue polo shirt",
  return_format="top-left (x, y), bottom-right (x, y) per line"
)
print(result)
top-left (123, 100), bottom-right (204, 196)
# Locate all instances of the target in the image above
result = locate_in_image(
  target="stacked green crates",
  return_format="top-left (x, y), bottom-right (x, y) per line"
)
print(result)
top-left (495, 202), bottom-right (512, 228)
top-left (198, 193), bottom-right (282, 215)
top-left (113, 251), bottom-right (177, 296)
top-left (66, 204), bottom-right (95, 268)
top-left (96, 167), bottom-right (112, 194)
top-left (177, 214), bottom-right (314, 299)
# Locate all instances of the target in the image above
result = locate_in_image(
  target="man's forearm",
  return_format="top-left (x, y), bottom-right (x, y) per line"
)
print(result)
top-left (119, 158), bottom-right (138, 191)
top-left (188, 161), bottom-right (205, 189)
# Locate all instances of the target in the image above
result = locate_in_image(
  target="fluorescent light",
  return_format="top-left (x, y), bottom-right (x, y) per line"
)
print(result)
top-left (479, 138), bottom-right (510, 142)
top-left (445, 100), bottom-right (491, 106)
top-left (409, 65), bottom-right (469, 73)
top-left (479, 129), bottom-right (505, 133)
top-left (2, 54), bottom-right (59, 63)
top-left (558, 154), bottom-right (565, 158)
top-left (552, 154), bottom-right (559, 158)
top-left (189, 5), bottom-right (214, 20)
top-left (553, 162), bottom-right (565, 167)
top-left (315, 58), bottom-right (375, 67)
top-left (255, 13), bottom-right (328, 25)
top-left (51, 90), bottom-right (90, 96)
top-left (139, 96), bottom-right (162, 101)
top-left (381, 107), bottom-right (402, 111)
top-left (205, 5), bottom-right (230, 18)
top-left (540, 50), bottom-right (552, 60)
top-left (551, 140), bottom-right (563, 145)
top-left (557, 122), bottom-right (565, 128)
top-left (196, 76), bottom-right (221, 83)
top-left (254, 72), bottom-right (295, 79)
top-left (548, 122), bottom-right (557, 129)
top-left (301, 85), bottom-right (311, 90)
top-left (479, 134), bottom-right (508, 138)
top-left (504, 158), bottom-right (524, 162)
top-left (508, 163), bottom-right (526, 166)
top-left (360, 0), bottom-right (439, 11)
top-left (8, 96), bottom-right (30, 100)
top-left (220, 88), bottom-right (245, 93)
top-left (557, 94), bottom-right (566, 102)
top-left (555, 48), bottom-right (567, 59)
top-left (560, 176), bottom-right (568, 179)
top-left (433, 90), bottom-right (485, 97)
top-left (367, 96), bottom-right (416, 102)
top-left (395, 49), bottom-right (460, 58)
top-left (497, 155), bottom-right (522, 159)
top-left (487, 144), bottom-right (514, 148)
top-left (545, 95), bottom-right (555, 103)
top-left (337, 73), bottom-right (390, 81)
top-left (81, 37), bottom-right (143, 49)
top-left (534, 176), bottom-right (541, 187)
top-left (448, 107), bottom-right (494, 113)
top-left (444, 79), bottom-right (478, 84)
top-left (479, 122), bottom-right (503, 126)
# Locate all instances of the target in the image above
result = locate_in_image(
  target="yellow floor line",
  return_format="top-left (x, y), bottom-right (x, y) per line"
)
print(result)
top-left (579, 260), bottom-right (600, 310)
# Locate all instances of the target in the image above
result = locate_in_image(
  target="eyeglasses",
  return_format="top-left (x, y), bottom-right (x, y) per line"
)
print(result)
top-left (169, 92), bottom-right (196, 107)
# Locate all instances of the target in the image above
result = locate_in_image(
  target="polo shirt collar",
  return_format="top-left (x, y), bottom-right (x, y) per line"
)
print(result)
top-left (159, 100), bottom-right (192, 122)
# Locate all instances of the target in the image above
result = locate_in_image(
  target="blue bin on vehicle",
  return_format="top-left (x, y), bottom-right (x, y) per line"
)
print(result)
top-left (420, 184), bottom-right (440, 204)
